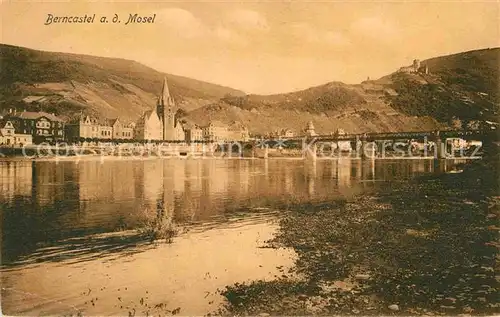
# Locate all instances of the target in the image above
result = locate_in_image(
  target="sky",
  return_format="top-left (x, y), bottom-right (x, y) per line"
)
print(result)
top-left (0, 0), bottom-right (498, 94)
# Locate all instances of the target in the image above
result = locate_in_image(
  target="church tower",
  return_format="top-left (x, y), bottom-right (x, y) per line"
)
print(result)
top-left (156, 77), bottom-right (177, 141)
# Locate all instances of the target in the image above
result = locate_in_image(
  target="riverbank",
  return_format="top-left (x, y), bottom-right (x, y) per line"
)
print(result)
top-left (218, 150), bottom-right (499, 315)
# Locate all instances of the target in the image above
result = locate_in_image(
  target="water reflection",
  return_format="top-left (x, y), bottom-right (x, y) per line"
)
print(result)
top-left (0, 161), bottom-right (32, 200)
top-left (1, 158), bottom-right (461, 264)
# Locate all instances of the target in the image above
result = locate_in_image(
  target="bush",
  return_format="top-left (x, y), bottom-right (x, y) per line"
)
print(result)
top-left (137, 204), bottom-right (178, 243)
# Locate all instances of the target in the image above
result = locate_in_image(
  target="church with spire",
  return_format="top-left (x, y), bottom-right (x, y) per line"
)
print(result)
top-left (135, 77), bottom-right (185, 142)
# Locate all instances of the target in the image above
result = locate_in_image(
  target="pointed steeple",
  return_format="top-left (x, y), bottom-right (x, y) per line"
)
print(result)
top-left (160, 77), bottom-right (173, 106)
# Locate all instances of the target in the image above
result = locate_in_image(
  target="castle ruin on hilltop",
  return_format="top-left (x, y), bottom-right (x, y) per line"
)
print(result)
top-left (398, 59), bottom-right (429, 74)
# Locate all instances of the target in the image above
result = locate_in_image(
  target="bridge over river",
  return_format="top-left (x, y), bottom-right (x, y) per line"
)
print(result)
top-left (272, 129), bottom-right (497, 142)
top-left (245, 129), bottom-right (498, 160)
top-left (0, 129), bottom-right (496, 160)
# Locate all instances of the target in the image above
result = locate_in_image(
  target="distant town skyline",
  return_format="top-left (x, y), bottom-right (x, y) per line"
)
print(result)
top-left (1, 0), bottom-right (498, 94)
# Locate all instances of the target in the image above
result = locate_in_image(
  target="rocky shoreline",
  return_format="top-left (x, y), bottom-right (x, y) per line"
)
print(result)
top-left (217, 150), bottom-right (499, 315)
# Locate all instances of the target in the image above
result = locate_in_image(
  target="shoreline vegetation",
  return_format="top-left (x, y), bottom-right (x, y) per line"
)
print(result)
top-left (137, 205), bottom-right (179, 244)
top-left (216, 147), bottom-right (499, 315)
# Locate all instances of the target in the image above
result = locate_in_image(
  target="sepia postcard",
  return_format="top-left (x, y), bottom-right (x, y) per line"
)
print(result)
top-left (0, 0), bottom-right (499, 316)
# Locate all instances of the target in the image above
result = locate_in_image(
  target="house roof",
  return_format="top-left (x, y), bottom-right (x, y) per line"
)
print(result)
top-left (97, 118), bottom-right (112, 126)
top-left (12, 111), bottom-right (64, 122)
top-left (142, 110), bottom-right (155, 120)
top-left (136, 110), bottom-right (161, 125)
top-left (0, 119), bottom-right (14, 129)
top-left (69, 115), bottom-right (97, 124)
top-left (182, 122), bottom-right (201, 130)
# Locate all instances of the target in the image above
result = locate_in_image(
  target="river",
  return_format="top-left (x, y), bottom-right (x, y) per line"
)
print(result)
top-left (0, 157), bottom-right (461, 315)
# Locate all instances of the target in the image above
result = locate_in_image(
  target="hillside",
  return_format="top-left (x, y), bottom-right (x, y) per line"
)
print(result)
top-left (381, 48), bottom-right (500, 127)
top-left (184, 47), bottom-right (499, 134)
top-left (0, 44), bottom-right (245, 121)
top-left (185, 102), bottom-right (441, 135)
top-left (221, 82), bottom-right (367, 114)
top-left (186, 74), bottom-right (445, 135)
top-left (1, 44), bottom-right (497, 135)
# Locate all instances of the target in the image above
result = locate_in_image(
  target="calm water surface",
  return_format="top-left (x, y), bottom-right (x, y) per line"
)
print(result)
top-left (0, 157), bottom-right (460, 315)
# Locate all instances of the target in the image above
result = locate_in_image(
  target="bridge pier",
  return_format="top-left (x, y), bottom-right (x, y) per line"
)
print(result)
top-left (252, 143), bottom-right (269, 159)
top-left (304, 141), bottom-right (317, 161)
top-left (359, 137), bottom-right (376, 159)
top-left (428, 135), bottom-right (446, 159)
top-left (433, 156), bottom-right (448, 173)
top-left (435, 138), bottom-right (445, 159)
top-left (361, 139), bottom-right (368, 159)
top-left (356, 139), bottom-right (362, 158)
top-left (361, 140), bottom-right (375, 159)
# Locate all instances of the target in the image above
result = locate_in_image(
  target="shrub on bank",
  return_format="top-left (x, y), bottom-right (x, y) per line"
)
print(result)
top-left (137, 204), bottom-right (178, 243)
